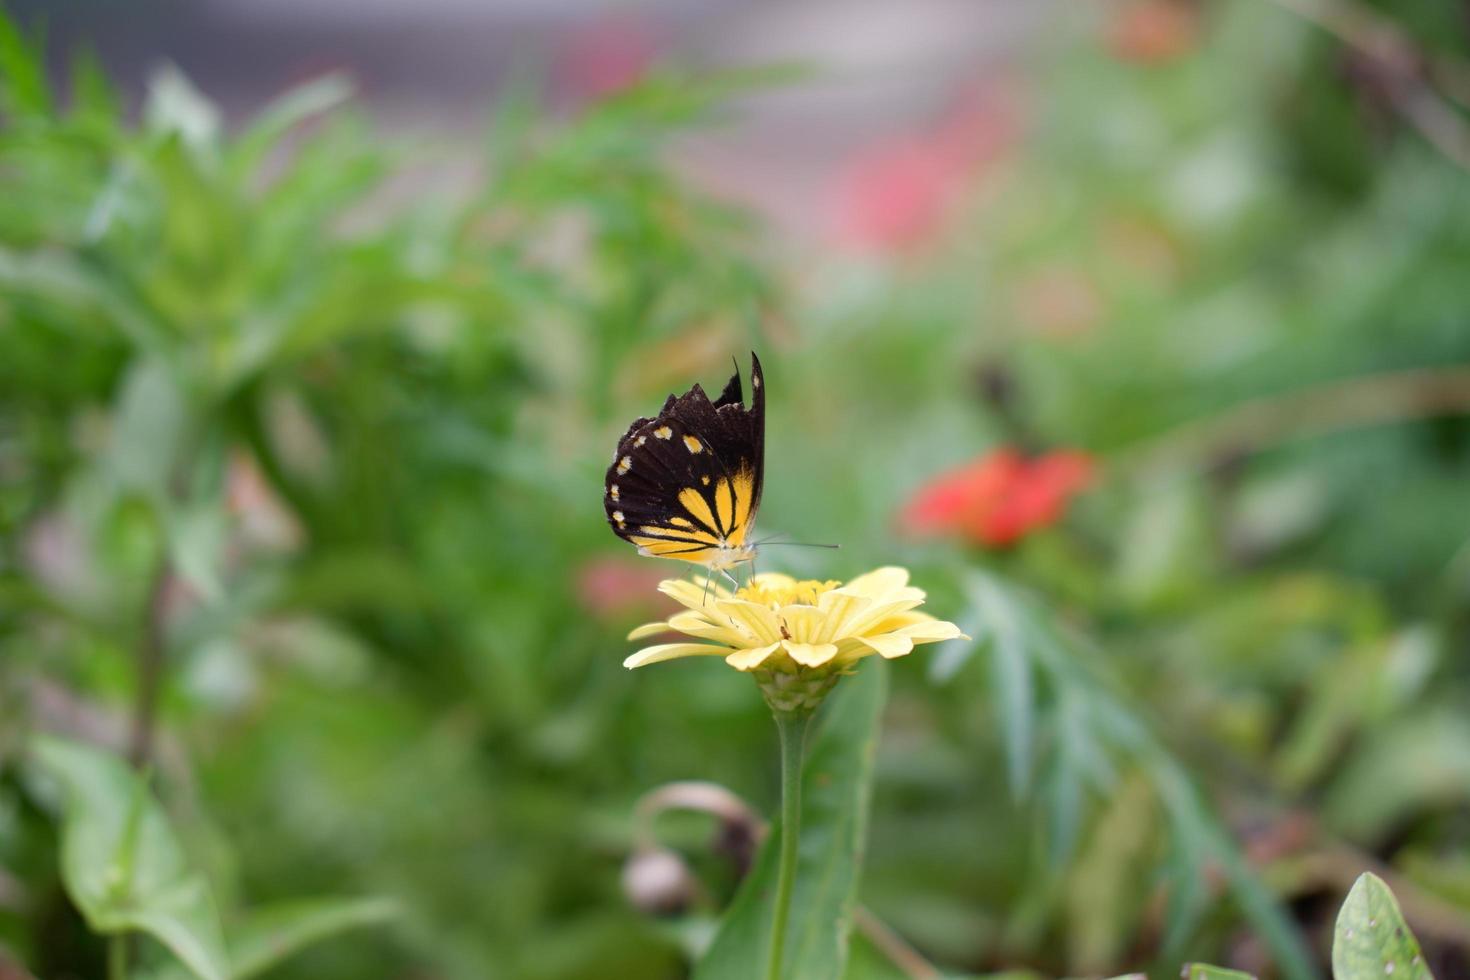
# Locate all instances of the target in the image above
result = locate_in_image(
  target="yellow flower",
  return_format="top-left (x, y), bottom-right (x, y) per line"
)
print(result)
top-left (624, 566), bottom-right (966, 673)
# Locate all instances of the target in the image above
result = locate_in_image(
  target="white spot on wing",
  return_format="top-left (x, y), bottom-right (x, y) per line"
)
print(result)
top-left (617, 456), bottom-right (632, 474)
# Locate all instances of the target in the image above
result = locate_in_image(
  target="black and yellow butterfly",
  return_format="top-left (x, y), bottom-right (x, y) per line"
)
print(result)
top-left (605, 353), bottom-right (764, 575)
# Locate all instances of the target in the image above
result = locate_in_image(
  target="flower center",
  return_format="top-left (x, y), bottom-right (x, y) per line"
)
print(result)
top-left (736, 578), bottom-right (842, 609)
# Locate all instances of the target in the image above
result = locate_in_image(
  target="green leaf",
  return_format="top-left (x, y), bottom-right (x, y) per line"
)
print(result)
top-left (230, 72), bottom-right (355, 180)
top-left (229, 897), bottom-right (399, 979)
top-left (694, 664), bottom-right (888, 980)
top-left (0, 7), bottom-right (52, 118)
top-left (149, 896), bottom-right (400, 980)
top-left (30, 736), bottom-right (230, 980)
top-left (1185, 965), bottom-right (1257, 980)
top-left (69, 45), bottom-right (120, 124)
top-left (108, 357), bottom-right (187, 499)
top-left (1331, 873), bottom-right (1433, 980)
top-left (974, 573), bottom-right (1035, 798)
top-left (144, 64), bottom-right (221, 156)
top-left (1324, 712), bottom-right (1470, 844)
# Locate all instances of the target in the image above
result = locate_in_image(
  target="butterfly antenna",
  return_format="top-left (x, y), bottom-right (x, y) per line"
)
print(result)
top-left (701, 572), bottom-right (712, 606)
top-left (759, 541), bottom-right (841, 550)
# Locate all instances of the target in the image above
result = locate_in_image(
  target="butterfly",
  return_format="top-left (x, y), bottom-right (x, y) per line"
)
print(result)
top-left (605, 353), bottom-right (765, 579)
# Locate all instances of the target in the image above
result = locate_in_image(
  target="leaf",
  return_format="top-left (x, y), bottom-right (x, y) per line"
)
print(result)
top-left (0, 7), bottom-right (52, 118)
top-left (69, 45), bottom-right (121, 124)
top-left (30, 736), bottom-right (230, 980)
top-left (166, 501), bottom-right (227, 603)
top-left (108, 357), bottom-right (187, 499)
top-left (1332, 873), bottom-right (1433, 980)
top-left (229, 897), bottom-right (399, 979)
top-left (230, 72), bottom-right (355, 180)
top-left (148, 896), bottom-right (400, 980)
top-left (694, 664), bottom-right (888, 980)
top-left (1185, 965), bottom-right (1257, 979)
top-left (144, 64), bottom-right (221, 157)
top-left (966, 572), bottom-right (1035, 798)
top-left (1324, 712), bottom-right (1470, 844)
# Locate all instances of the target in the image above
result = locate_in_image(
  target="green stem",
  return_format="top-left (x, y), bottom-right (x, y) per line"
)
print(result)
top-left (108, 934), bottom-right (128, 980)
top-left (765, 710), bottom-right (811, 980)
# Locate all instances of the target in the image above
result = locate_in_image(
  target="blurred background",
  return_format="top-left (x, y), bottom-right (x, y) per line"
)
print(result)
top-left (3, 0), bottom-right (1470, 977)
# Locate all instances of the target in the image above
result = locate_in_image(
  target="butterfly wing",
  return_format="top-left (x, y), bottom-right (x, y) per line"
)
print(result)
top-left (605, 353), bottom-right (765, 565)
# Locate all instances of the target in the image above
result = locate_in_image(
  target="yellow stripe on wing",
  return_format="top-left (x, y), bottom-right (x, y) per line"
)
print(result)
top-left (631, 535), bottom-right (715, 561)
top-left (636, 526), bottom-right (721, 547)
top-left (678, 488), bottom-right (721, 536)
top-left (715, 479), bottom-right (735, 533)
top-left (722, 468), bottom-right (757, 547)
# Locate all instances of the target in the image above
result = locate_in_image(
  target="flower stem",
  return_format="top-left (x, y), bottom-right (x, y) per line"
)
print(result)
top-left (765, 709), bottom-right (811, 980)
top-left (108, 934), bottom-right (128, 980)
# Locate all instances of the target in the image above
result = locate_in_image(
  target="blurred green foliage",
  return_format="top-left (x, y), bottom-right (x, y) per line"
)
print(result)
top-left (3, 0), bottom-right (1470, 978)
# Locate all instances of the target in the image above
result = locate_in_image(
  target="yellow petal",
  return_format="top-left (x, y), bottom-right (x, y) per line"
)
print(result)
top-left (816, 589), bottom-right (871, 642)
top-left (624, 643), bottom-right (729, 669)
top-left (842, 566), bottom-right (910, 598)
top-left (783, 639), bottom-right (839, 667)
top-left (659, 577), bottom-right (729, 612)
top-left (669, 610), bottom-right (744, 644)
top-left (855, 633), bottom-right (914, 659)
top-left (897, 620), bottom-right (967, 644)
top-left (628, 621), bottom-right (674, 641)
top-left (776, 605), bottom-right (826, 644)
top-left (725, 642), bottom-right (781, 671)
top-left (843, 598), bottom-right (926, 638)
top-left (712, 598), bottom-right (782, 644)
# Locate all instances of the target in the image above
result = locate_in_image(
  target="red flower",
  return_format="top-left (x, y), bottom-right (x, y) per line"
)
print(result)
top-left (901, 448), bottom-right (1094, 547)
top-left (1108, 0), bottom-right (1201, 65)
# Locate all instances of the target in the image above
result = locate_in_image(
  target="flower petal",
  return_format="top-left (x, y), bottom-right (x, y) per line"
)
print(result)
top-left (668, 610), bottom-right (744, 644)
top-left (712, 598), bottom-right (782, 644)
top-left (783, 639), bottom-right (839, 667)
top-left (816, 589), bottom-right (871, 642)
top-left (777, 605), bottom-right (826, 644)
top-left (842, 566), bottom-right (910, 598)
top-left (628, 621), bottom-right (675, 641)
top-left (725, 642), bottom-right (782, 671)
top-left (897, 620), bottom-right (967, 643)
top-left (856, 633), bottom-right (915, 659)
top-left (624, 643), bottom-right (728, 669)
top-left (658, 578), bottom-right (731, 612)
top-left (843, 597), bottom-right (926, 638)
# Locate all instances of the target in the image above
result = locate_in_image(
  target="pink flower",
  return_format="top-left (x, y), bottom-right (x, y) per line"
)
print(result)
top-left (831, 85), bottom-right (1019, 253)
top-left (557, 16), bottom-right (660, 104)
top-left (576, 554), bottom-right (675, 622)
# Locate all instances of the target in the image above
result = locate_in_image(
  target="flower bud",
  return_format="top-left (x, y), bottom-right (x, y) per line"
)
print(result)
top-left (621, 846), bottom-right (697, 917)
